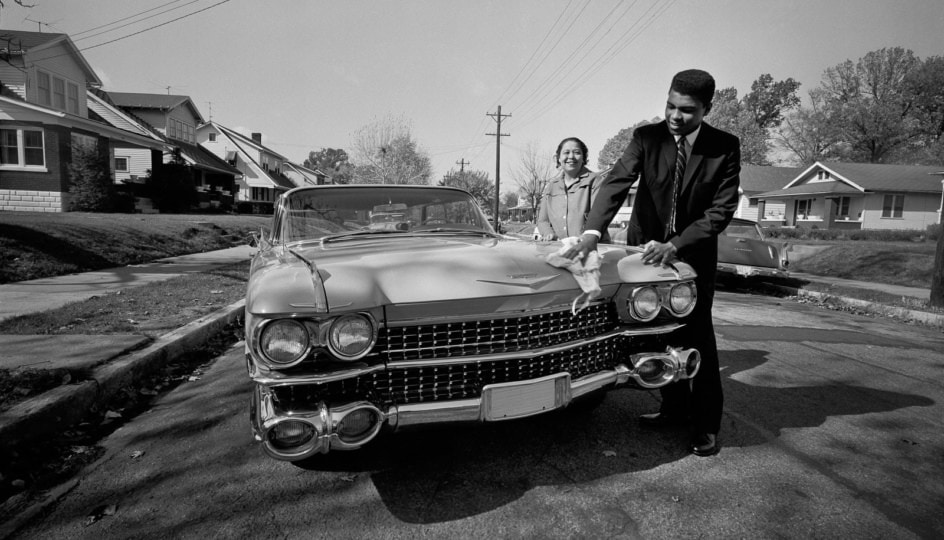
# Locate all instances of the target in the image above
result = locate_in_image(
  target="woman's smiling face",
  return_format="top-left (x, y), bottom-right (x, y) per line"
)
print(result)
top-left (558, 140), bottom-right (586, 177)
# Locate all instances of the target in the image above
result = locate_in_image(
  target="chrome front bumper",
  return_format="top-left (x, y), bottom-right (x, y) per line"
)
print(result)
top-left (250, 346), bottom-right (700, 461)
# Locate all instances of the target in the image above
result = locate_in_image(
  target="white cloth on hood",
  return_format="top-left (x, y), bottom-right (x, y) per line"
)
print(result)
top-left (545, 236), bottom-right (601, 315)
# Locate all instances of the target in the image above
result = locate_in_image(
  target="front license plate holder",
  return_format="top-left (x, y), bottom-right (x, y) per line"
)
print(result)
top-left (481, 372), bottom-right (572, 421)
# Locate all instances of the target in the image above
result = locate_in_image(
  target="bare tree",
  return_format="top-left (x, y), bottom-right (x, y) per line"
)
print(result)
top-left (349, 115), bottom-right (432, 185)
top-left (513, 141), bottom-right (555, 219)
top-left (774, 89), bottom-right (844, 166)
top-left (440, 169), bottom-right (494, 210)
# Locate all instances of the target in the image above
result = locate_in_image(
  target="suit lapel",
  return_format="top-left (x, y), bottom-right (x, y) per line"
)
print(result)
top-left (682, 123), bottom-right (711, 192)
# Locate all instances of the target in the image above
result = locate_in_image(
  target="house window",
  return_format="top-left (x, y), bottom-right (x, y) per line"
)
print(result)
top-left (208, 133), bottom-right (217, 142)
top-left (882, 194), bottom-right (904, 218)
top-left (115, 156), bottom-right (129, 172)
top-left (53, 77), bottom-right (66, 109)
top-left (37, 71), bottom-right (51, 105)
top-left (836, 196), bottom-right (850, 218)
top-left (748, 197), bottom-right (759, 208)
top-left (796, 198), bottom-right (813, 219)
top-left (67, 83), bottom-right (79, 114)
top-left (0, 128), bottom-right (46, 168)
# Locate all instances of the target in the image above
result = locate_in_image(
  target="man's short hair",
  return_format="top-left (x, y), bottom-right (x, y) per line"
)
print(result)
top-left (670, 69), bottom-right (715, 107)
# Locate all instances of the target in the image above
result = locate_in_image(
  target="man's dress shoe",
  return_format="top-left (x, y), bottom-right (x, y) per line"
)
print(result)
top-left (638, 412), bottom-right (687, 428)
top-left (690, 433), bottom-right (719, 457)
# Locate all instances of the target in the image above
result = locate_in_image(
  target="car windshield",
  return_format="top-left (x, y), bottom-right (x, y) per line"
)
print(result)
top-left (722, 221), bottom-right (764, 240)
top-left (278, 186), bottom-right (493, 243)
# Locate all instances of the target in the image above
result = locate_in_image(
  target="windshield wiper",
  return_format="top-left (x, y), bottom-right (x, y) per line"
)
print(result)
top-left (320, 229), bottom-right (408, 244)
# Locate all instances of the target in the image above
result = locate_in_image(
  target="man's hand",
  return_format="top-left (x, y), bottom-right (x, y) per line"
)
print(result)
top-left (641, 240), bottom-right (678, 266)
top-left (562, 234), bottom-right (599, 261)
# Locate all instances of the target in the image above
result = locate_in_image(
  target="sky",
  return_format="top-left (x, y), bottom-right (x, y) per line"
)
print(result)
top-left (2, 0), bottom-right (944, 194)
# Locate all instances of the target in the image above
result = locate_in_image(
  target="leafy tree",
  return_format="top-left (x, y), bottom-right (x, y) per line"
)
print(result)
top-left (819, 47), bottom-right (922, 163)
top-left (598, 118), bottom-right (656, 169)
top-left (743, 73), bottom-right (801, 129)
top-left (899, 55), bottom-right (944, 165)
top-left (304, 148), bottom-right (353, 184)
top-left (513, 140), bottom-right (555, 218)
top-left (502, 191), bottom-right (519, 209)
top-left (709, 87), bottom-right (771, 165)
top-left (440, 168), bottom-right (494, 210)
top-left (349, 115), bottom-right (432, 184)
top-left (68, 141), bottom-right (122, 212)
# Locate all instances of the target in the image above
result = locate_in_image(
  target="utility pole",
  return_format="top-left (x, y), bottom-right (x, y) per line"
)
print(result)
top-left (486, 106), bottom-right (510, 224)
top-left (456, 158), bottom-right (469, 173)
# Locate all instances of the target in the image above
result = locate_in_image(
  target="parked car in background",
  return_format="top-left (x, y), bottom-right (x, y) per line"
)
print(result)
top-left (245, 185), bottom-right (702, 461)
top-left (717, 217), bottom-right (789, 279)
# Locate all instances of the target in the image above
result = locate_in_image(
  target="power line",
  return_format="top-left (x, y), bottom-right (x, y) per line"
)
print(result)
top-left (73, 0), bottom-right (201, 42)
top-left (81, 0), bottom-right (231, 51)
top-left (70, 0), bottom-right (188, 38)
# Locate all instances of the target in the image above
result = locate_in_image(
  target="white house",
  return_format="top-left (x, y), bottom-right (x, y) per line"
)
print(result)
top-left (197, 122), bottom-right (297, 213)
top-left (756, 161), bottom-right (944, 230)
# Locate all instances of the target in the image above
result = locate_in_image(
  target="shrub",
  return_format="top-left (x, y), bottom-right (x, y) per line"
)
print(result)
top-left (68, 144), bottom-right (120, 212)
top-left (143, 162), bottom-right (198, 213)
top-left (928, 223), bottom-right (941, 241)
top-left (763, 226), bottom-right (934, 242)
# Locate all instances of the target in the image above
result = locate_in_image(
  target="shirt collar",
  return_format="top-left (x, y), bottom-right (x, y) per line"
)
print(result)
top-left (675, 124), bottom-right (701, 148)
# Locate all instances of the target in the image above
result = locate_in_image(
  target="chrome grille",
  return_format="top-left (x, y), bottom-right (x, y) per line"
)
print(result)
top-left (374, 337), bottom-right (618, 403)
top-left (382, 302), bottom-right (617, 361)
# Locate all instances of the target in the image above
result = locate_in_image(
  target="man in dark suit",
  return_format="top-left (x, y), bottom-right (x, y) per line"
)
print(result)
top-left (564, 69), bottom-right (740, 457)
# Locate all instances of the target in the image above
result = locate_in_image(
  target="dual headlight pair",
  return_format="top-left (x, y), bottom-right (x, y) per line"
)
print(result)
top-left (256, 313), bottom-right (376, 368)
top-left (625, 281), bottom-right (697, 322)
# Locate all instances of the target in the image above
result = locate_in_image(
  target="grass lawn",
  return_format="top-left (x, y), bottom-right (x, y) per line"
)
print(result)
top-left (787, 240), bottom-right (936, 289)
top-left (0, 211), bottom-right (269, 284)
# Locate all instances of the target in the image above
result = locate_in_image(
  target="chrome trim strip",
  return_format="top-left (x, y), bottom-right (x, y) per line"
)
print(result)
top-left (251, 363), bottom-right (387, 386)
top-left (383, 301), bottom-right (608, 327)
top-left (387, 323), bottom-right (683, 369)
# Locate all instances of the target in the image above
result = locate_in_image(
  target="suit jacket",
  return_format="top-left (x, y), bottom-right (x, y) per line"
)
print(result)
top-left (586, 121), bottom-right (740, 281)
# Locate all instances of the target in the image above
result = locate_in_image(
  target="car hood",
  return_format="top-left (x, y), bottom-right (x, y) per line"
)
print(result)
top-left (247, 235), bottom-right (695, 315)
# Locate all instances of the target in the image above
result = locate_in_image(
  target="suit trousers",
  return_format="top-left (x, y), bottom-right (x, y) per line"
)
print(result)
top-left (657, 275), bottom-right (724, 434)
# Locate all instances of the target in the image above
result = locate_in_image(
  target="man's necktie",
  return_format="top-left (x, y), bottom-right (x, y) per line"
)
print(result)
top-left (669, 137), bottom-right (687, 235)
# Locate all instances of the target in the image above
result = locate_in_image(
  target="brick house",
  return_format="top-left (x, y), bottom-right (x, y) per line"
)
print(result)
top-left (0, 30), bottom-right (167, 212)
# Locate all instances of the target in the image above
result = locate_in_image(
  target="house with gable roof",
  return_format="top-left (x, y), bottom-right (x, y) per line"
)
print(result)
top-left (0, 30), bottom-right (169, 212)
top-left (283, 161), bottom-right (331, 188)
top-left (197, 121), bottom-right (298, 213)
top-left (736, 164), bottom-right (802, 223)
top-left (94, 90), bottom-right (242, 211)
top-left (755, 161), bottom-right (944, 230)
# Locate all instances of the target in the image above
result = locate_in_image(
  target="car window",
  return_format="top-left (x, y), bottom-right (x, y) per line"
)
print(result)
top-left (722, 222), bottom-right (763, 240)
top-left (278, 187), bottom-right (491, 243)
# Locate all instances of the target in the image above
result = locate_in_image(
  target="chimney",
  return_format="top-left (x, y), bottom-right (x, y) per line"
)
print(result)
top-left (252, 132), bottom-right (262, 144)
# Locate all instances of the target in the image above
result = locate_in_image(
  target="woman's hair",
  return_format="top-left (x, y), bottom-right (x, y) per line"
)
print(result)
top-left (555, 137), bottom-right (589, 168)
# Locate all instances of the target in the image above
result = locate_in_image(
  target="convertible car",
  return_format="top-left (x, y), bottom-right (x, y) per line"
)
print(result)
top-left (245, 185), bottom-right (702, 461)
top-left (716, 217), bottom-right (789, 279)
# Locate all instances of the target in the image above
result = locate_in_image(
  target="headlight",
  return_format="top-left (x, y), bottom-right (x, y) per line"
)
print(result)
top-left (260, 319), bottom-right (310, 365)
top-left (667, 282), bottom-right (696, 317)
top-left (327, 313), bottom-right (375, 360)
top-left (629, 285), bottom-right (660, 321)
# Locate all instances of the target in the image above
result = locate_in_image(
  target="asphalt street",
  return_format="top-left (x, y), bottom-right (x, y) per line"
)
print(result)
top-left (7, 291), bottom-right (944, 539)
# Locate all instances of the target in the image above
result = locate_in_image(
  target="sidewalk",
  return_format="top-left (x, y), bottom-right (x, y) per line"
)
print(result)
top-left (0, 244), bottom-right (256, 323)
top-left (0, 245), bottom-right (255, 451)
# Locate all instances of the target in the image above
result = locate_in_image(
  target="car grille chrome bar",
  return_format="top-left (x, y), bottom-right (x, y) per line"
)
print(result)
top-left (381, 302), bottom-right (616, 361)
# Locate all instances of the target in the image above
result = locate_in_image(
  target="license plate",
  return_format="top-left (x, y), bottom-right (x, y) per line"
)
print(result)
top-left (735, 265), bottom-right (752, 276)
top-left (481, 373), bottom-right (571, 421)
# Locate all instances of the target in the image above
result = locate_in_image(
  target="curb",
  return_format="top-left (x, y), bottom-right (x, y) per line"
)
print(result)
top-left (0, 299), bottom-right (246, 451)
top-left (764, 283), bottom-right (944, 329)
